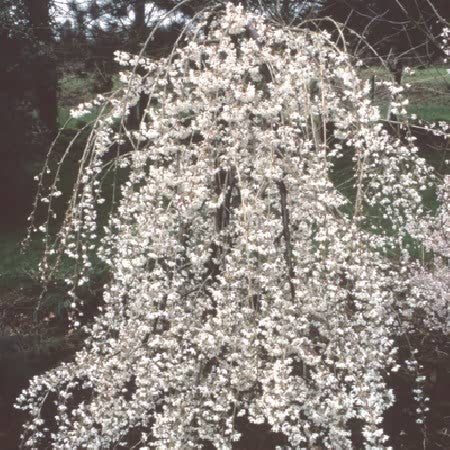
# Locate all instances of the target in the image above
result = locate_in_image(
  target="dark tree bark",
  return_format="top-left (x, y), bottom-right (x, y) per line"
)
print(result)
top-left (134, 0), bottom-right (146, 46)
top-left (24, 0), bottom-right (58, 136)
top-left (127, 0), bottom-right (148, 129)
top-left (281, 0), bottom-right (290, 21)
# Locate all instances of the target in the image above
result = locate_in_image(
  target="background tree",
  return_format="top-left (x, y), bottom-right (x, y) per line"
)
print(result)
top-left (0, 0), bottom-right (56, 226)
top-left (24, 0), bottom-right (58, 136)
top-left (318, 0), bottom-right (449, 64)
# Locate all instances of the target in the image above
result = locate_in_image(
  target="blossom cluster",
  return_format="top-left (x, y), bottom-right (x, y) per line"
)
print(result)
top-left (17, 4), bottom-right (448, 449)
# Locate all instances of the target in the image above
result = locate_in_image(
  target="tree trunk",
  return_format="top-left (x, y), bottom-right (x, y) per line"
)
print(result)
top-left (25, 0), bottom-right (58, 136)
top-left (134, 0), bottom-right (146, 48)
top-left (281, 0), bottom-right (290, 21)
top-left (128, 0), bottom-right (148, 129)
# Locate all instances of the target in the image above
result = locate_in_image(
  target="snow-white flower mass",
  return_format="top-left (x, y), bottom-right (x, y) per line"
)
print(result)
top-left (17, 4), bottom-right (448, 448)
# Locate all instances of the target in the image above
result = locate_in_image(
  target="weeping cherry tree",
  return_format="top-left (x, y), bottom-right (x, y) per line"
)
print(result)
top-left (16, 4), bottom-right (448, 448)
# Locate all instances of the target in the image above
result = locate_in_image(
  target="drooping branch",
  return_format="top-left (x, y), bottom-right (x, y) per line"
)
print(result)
top-left (277, 179), bottom-right (296, 302)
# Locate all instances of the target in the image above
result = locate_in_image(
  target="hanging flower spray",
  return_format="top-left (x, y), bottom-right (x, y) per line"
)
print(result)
top-left (17, 4), bottom-right (448, 448)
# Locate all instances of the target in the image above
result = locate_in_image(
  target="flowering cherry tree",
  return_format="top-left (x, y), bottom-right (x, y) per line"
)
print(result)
top-left (17, 4), bottom-right (448, 448)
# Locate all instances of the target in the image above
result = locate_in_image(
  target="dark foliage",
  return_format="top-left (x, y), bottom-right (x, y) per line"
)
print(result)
top-left (319, 0), bottom-right (448, 63)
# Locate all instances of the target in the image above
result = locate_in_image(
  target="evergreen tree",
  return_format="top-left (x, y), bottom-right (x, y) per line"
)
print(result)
top-left (0, 0), bottom-right (51, 225)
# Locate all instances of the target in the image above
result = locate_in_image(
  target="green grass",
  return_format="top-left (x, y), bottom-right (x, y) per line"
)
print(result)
top-left (361, 66), bottom-right (449, 84)
top-left (404, 66), bottom-right (450, 85)
top-left (407, 104), bottom-right (450, 122)
top-left (0, 151), bottom-right (127, 290)
top-left (0, 228), bottom-right (75, 290)
top-left (58, 74), bottom-right (95, 128)
top-left (58, 108), bottom-right (100, 129)
top-left (0, 231), bottom-right (42, 289)
top-left (57, 73), bottom-right (122, 128)
top-left (360, 65), bottom-right (450, 122)
top-left (0, 225), bottom-right (107, 303)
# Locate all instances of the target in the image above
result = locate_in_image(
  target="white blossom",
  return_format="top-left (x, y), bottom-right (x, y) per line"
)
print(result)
top-left (17, 4), bottom-right (448, 449)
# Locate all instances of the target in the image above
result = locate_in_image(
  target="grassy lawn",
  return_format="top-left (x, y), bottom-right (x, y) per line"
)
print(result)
top-left (360, 66), bottom-right (450, 122)
top-left (58, 73), bottom-right (97, 128)
top-left (0, 231), bottom-right (42, 289)
top-left (57, 73), bottom-right (122, 128)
